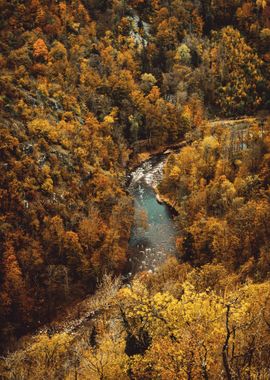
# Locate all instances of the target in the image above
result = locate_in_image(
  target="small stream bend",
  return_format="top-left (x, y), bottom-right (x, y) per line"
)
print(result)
top-left (127, 154), bottom-right (179, 276)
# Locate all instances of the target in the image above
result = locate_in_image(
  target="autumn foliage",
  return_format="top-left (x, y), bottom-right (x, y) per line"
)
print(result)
top-left (0, 0), bottom-right (270, 377)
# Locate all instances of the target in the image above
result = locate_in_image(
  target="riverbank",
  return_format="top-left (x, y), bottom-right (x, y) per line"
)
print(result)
top-left (153, 184), bottom-right (179, 214)
top-left (128, 139), bottom-right (187, 170)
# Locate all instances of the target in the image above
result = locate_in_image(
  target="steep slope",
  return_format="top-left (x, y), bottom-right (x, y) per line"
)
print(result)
top-left (1, 0), bottom-right (270, 368)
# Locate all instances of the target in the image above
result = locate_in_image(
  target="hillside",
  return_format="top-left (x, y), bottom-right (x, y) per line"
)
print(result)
top-left (0, 0), bottom-right (270, 379)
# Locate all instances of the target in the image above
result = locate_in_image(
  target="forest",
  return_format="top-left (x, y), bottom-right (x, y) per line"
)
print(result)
top-left (0, 0), bottom-right (270, 379)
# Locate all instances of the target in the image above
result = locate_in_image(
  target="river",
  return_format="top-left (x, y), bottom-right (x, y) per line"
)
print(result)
top-left (126, 154), bottom-right (179, 277)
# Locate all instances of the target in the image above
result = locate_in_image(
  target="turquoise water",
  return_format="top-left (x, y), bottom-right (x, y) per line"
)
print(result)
top-left (127, 155), bottom-right (179, 275)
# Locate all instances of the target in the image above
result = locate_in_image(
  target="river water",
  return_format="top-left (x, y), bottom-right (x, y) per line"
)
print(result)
top-left (126, 154), bottom-right (179, 276)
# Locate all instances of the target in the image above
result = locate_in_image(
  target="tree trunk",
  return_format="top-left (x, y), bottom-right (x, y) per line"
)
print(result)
top-left (222, 305), bottom-right (233, 380)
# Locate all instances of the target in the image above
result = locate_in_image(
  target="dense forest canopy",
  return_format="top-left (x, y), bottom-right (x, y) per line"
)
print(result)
top-left (0, 0), bottom-right (270, 378)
